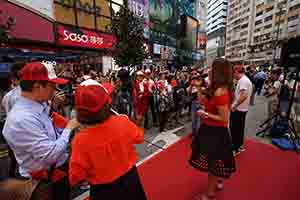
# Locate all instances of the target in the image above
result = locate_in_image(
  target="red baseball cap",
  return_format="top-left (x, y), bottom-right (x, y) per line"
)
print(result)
top-left (75, 79), bottom-right (113, 113)
top-left (145, 69), bottom-right (151, 74)
top-left (20, 62), bottom-right (68, 84)
top-left (156, 80), bottom-right (165, 91)
top-left (234, 65), bottom-right (245, 73)
top-left (136, 71), bottom-right (144, 76)
top-left (101, 83), bottom-right (114, 95)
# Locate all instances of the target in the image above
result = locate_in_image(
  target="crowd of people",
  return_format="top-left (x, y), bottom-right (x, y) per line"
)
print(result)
top-left (0, 58), bottom-right (299, 200)
top-left (32, 62), bottom-right (212, 133)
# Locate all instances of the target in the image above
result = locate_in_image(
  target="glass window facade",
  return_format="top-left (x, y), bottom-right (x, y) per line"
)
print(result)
top-left (54, 0), bottom-right (123, 32)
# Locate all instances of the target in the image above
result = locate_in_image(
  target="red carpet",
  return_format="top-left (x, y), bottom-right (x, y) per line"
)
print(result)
top-left (138, 137), bottom-right (300, 200)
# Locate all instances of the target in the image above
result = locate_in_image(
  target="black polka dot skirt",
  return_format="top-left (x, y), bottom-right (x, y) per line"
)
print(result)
top-left (189, 124), bottom-right (236, 178)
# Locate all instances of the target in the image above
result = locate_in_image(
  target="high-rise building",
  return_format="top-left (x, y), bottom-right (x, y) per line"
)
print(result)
top-left (207, 0), bottom-right (228, 34)
top-left (196, 0), bottom-right (208, 63)
top-left (249, 0), bottom-right (300, 65)
top-left (225, 0), bottom-right (256, 63)
top-left (197, 0), bottom-right (208, 31)
top-left (206, 0), bottom-right (228, 65)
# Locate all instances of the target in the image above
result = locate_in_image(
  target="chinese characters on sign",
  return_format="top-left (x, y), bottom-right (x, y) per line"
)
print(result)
top-left (57, 25), bottom-right (117, 49)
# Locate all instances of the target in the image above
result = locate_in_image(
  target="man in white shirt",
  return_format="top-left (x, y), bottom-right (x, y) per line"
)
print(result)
top-left (230, 65), bottom-right (253, 155)
top-left (3, 62), bottom-right (80, 199)
top-left (1, 62), bottom-right (24, 178)
top-left (2, 63), bottom-right (25, 115)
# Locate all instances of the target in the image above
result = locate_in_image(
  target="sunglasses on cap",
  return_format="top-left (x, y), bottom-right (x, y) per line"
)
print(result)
top-left (191, 76), bottom-right (201, 80)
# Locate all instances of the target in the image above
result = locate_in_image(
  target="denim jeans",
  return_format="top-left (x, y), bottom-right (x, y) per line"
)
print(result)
top-left (191, 100), bottom-right (201, 138)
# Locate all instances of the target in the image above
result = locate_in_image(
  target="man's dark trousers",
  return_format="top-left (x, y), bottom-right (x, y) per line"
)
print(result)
top-left (255, 78), bottom-right (265, 95)
top-left (230, 110), bottom-right (247, 151)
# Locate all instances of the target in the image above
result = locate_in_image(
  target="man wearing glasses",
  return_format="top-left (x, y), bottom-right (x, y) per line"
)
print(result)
top-left (2, 62), bottom-right (80, 199)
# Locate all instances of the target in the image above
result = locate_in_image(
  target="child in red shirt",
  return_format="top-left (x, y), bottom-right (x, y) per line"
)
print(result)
top-left (69, 80), bottom-right (147, 200)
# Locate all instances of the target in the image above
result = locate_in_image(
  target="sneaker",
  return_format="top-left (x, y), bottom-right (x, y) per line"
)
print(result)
top-left (239, 146), bottom-right (246, 152)
top-left (159, 129), bottom-right (167, 133)
top-left (79, 182), bottom-right (90, 190)
top-left (194, 193), bottom-right (216, 200)
top-left (200, 193), bottom-right (216, 200)
top-left (233, 150), bottom-right (241, 157)
top-left (216, 180), bottom-right (223, 191)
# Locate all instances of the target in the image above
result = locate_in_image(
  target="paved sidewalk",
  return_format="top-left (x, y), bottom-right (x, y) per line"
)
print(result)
top-left (245, 95), bottom-right (271, 143)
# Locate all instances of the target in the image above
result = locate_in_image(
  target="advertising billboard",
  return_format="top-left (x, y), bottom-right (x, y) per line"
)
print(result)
top-left (153, 44), bottom-right (176, 60)
top-left (177, 0), bottom-right (196, 18)
top-left (185, 16), bottom-right (198, 50)
top-left (57, 25), bottom-right (117, 49)
top-left (128, 0), bottom-right (150, 38)
top-left (8, 0), bottom-right (55, 19)
top-left (153, 43), bottom-right (161, 54)
top-left (197, 31), bottom-right (207, 50)
top-left (149, 0), bottom-right (177, 34)
top-left (0, 63), bottom-right (12, 73)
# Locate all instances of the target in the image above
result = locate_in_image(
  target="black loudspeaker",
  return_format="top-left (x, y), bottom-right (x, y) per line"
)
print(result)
top-left (280, 36), bottom-right (300, 68)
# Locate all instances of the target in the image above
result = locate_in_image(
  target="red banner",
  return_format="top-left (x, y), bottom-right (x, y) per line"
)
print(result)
top-left (57, 25), bottom-right (117, 49)
top-left (197, 32), bottom-right (207, 50)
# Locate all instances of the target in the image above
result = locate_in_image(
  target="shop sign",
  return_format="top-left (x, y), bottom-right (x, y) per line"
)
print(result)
top-left (0, 63), bottom-right (11, 73)
top-left (42, 61), bottom-right (57, 66)
top-left (54, 0), bottom-right (101, 15)
top-left (153, 43), bottom-right (162, 54)
top-left (57, 25), bottom-right (117, 49)
top-left (153, 44), bottom-right (176, 60)
top-left (192, 52), bottom-right (201, 60)
top-left (150, 30), bottom-right (176, 46)
top-left (177, 49), bottom-right (193, 59)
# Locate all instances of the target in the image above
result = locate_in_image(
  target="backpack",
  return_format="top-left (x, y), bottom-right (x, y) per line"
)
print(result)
top-left (115, 86), bottom-right (133, 117)
top-left (158, 94), bottom-right (170, 112)
top-left (279, 83), bottom-right (290, 101)
top-left (269, 118), bottom-right (289, 138)
top-left (174, 80), bottom-right (186, 101)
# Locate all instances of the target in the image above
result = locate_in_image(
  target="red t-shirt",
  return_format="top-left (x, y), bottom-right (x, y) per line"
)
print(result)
top-left (69, 115), bottom-right (144, 186)
top-left (202, 91), bottom-right (230, 127)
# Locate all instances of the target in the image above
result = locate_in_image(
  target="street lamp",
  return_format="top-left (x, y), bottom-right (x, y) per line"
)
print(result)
top-left (272, 3), bottom-right (286, 66)
top-left (216, 38), bottom-right (220, 58)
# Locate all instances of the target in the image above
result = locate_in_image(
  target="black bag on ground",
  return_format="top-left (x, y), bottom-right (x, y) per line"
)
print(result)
top-left (269, 118), bottom-right (289, 138)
